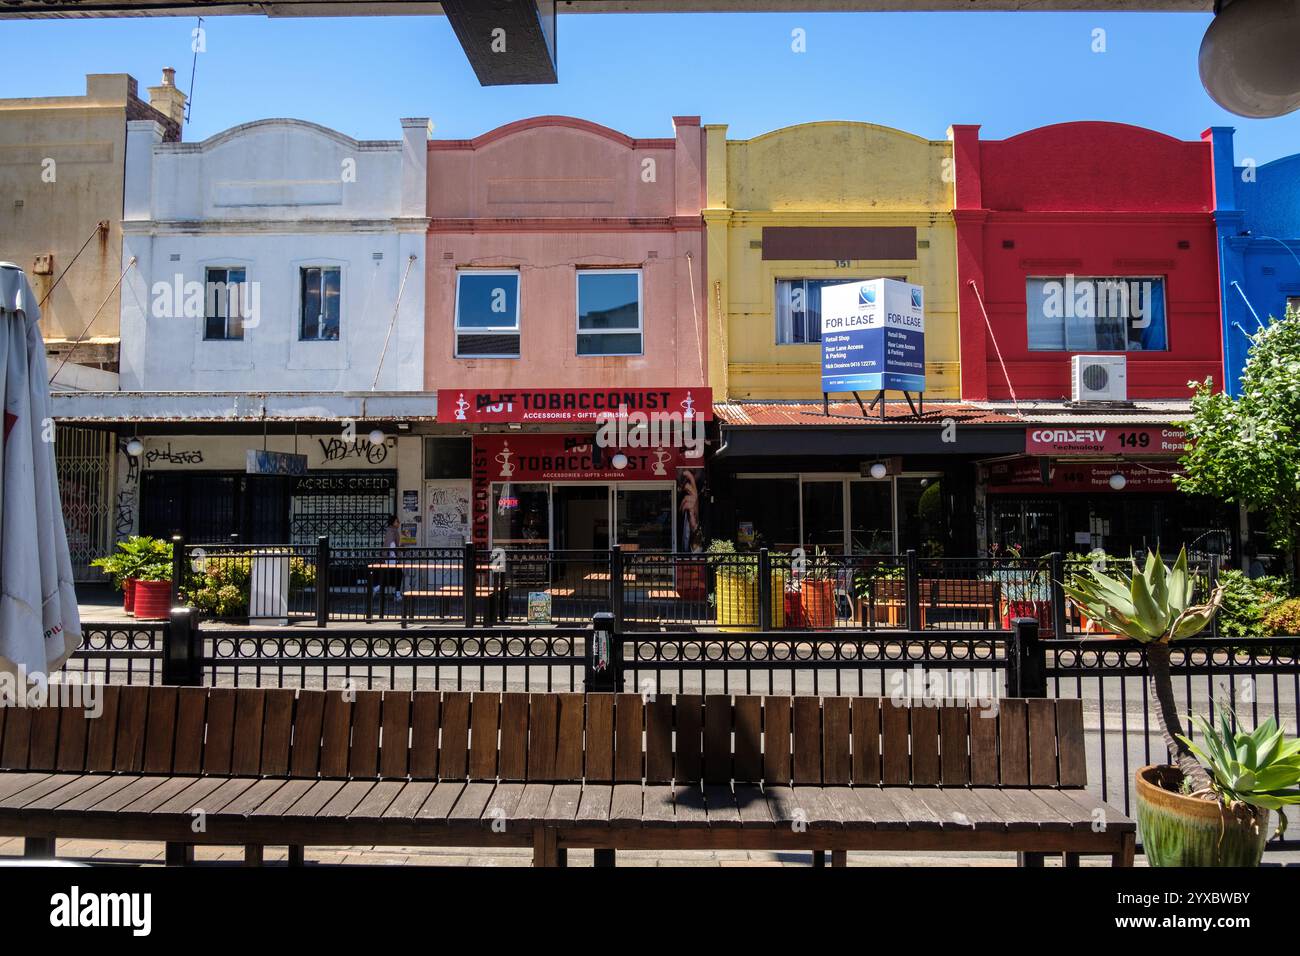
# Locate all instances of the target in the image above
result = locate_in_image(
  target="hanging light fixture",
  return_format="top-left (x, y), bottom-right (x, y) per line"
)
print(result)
top-left (125, 438), bottom-right (144, 457)
top-left (1109, 472), bottom-right (1128, 491)
top-left (1199, 0), bottom-right (1300, 118)
top-left (611, 453), bottom-right (629, 470)
top-left (869, 462), bottom-right (888, 480)
top-left (367, 428), bottom-right (386, 446)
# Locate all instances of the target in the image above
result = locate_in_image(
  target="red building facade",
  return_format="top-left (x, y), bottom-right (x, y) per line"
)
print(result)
top-left (951, 122), bottom-right (1223, 401)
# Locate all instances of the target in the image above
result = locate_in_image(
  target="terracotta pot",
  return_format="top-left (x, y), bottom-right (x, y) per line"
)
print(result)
top-left (799, 579), bottom-right (837, 629)
top-left (124, 577), bottom-right (138, 615)
top-left (132, 580), bottom-right (173, 621)
top-left (1136, 765), bottom-right (1270, 867)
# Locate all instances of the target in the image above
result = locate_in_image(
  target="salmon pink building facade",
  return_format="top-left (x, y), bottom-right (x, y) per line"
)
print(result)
top-left (423, 117), bottom-right (710, 554)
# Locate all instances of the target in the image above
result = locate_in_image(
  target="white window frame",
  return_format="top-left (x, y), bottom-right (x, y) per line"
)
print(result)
top-left (455, 269), bottom-right (521, 358)
top-left (298, 264), bottom-right (343, 342)
top-left (576, 268), bottom-right (643, 357)
top-left (202, 265), bottom-right (249, 342)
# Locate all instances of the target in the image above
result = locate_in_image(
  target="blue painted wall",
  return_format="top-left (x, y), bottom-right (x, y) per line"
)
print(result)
top-left (1209, 128), bottom-right (1300, 397)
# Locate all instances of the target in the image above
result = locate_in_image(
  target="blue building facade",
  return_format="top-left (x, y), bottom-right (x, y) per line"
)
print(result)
top-left (1207, 127), bottom-right (1300, 397)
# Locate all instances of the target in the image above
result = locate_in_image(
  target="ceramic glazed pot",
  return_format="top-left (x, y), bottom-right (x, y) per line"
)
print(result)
top-left (1136, 765), bottom-right (1269, 867)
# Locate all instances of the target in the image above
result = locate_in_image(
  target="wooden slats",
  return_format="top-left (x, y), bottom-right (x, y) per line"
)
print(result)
top-left (469, 693), bottom-right (500, 780)
top-left (497, 693), bottom-right (528, 781)
top-left (27, 704), bottom-right (60, 771)
top-left (229, 689), bottom-right (266, 777)
top-left (821, 697), bottom-right (850, 785)
top-left (260, 689), bottom-right (295, 777)
top-left (791, 697), bottom-right (821, 785)
top-left (584, 694), bottom-right (614, 782)
top-left (761, 696), bottom-right (791, 785)
top-left (732, 696), bottom-right (762, 782)
top-left (379, 691), bottom-right (411, 779)
top-left (850, 697), bottom-right (880, 785)
top-left (703, 695), bottom-right (732, 785)
top-left (1028, 698), bottom-right (1059, 787)
top-left (525, 694), bottom-right (557, 781)
top-left (408, 692), bottom-right (441, 780)
top-left (348, 691), bottom-right (383, 778)
top-left (1055, 699), bottom-right (1088, 788)
top-left (439, 692), bottom-right (471, 780)
top-left (554, 693), bottom-right (585, 781)
top-left (909, 706), bottom-right (940, 785)
top-left (288, 690), bottom-right (325, 778)
top-left (674, 694), bottom-right (703, 783)
top-left (142, 686), bottom-right (179, 775)
top-left (55, 705), bottom-right (89, 773)
top-left (113, 687), bottom-right (149, 773)
top-left (614, 694), bottom-right (643, 783)
top-left (998, 699), bottom-right (1029, 786)
top-left (939, 706), bottom-right (969, 786)
top-left (84, 685), bottom-right (120, 773)
top-left (644, 697), bottom-right (673, 784)
top-left (171, 688), bottom-right (206, 775)
top-left (969, 704), bottom-right (999, 786)
top-left (202, 688), bottom-right (237, 776)
top-left (880, 699), bottom-right (910, 785)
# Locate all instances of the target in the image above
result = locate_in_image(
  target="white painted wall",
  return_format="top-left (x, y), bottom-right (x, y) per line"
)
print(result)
top-left (120, 117), bottom-right (428, 392)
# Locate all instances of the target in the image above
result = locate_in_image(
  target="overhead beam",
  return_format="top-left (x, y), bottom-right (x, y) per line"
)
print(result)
top-left (0, 1), bottom-right (1215, 19)
top-left (440, 0), bottom-right (557, 85)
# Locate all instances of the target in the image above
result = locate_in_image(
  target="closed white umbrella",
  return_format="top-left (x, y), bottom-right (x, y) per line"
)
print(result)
top-left (0, 262), bottom-right (80, 680)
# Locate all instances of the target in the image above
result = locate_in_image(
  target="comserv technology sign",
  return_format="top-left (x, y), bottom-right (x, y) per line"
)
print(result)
top-left (820, 279), bottom-right (926, 394)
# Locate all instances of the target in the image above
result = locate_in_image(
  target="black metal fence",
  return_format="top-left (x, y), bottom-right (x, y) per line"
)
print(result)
top-left (169, 538), bottom-right (1220, 637)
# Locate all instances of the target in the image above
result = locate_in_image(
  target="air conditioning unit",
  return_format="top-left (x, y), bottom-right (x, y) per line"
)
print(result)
top-left (1071, 355), bottom-right (1127, 402)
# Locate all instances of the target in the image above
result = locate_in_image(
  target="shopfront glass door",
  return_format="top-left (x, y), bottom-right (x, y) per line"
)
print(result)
top-left (615, 486), bottom-right (674, 551)
top-left (895, 476), bottom-right (947, 557)
top-left (802, 480), bottom-right (846, 554)
top-left (552, 485), bottom-right (610, 552)
top-left (849, 480), bottom-right (894, 554)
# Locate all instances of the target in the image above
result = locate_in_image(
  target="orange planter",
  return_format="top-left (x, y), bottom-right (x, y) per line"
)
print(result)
top-left (799, 579), bottom-right (837, 629)
top-left (132, 580), bottom-right (172, 621)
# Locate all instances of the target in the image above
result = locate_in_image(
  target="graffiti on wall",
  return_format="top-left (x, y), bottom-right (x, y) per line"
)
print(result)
top-left (144, 443), bottom-right (204, 465)
top-left (318, 437), bottom-right (391, 464)
top-left (114, 438), bottom-right (140, 541)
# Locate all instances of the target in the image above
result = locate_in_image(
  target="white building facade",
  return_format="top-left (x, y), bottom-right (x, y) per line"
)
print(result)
top-left (59, 117), bottom-right (435, 549)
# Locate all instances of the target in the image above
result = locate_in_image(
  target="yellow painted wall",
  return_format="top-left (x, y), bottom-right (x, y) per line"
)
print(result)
top-left (0, 76), bottom-right (133, 351)
top-left (705, 121), bottom-right (959, 401)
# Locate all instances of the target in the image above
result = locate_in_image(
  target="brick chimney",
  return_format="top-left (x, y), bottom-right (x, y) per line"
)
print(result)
top-left (147, 67), bottom-right (186, 126)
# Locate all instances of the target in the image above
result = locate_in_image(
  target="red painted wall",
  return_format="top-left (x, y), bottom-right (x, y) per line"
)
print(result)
top-left (951, 123), bottom-right (1223, 400)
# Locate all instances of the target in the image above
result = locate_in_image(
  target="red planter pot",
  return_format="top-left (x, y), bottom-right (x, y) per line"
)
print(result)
top-left (800, 579), bottom-right (837, 629)
top-left (1001, 599), bottom-right (1054, 638)
top-left (132, 580), bottom-right (172, 621)
top-left (123, 578), bottom-right (138, 615)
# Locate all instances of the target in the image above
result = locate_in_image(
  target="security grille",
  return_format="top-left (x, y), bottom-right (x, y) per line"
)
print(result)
top-left (55, 426), bottom-right (114, 581)
top-left (289, 471), bottom-right (396, 548)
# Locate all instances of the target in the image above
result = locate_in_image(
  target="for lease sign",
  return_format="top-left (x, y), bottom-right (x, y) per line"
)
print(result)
top-left (819, 279), bottom-right (926, 394)
top-left (1025, 426), bottom-right (1188, 456)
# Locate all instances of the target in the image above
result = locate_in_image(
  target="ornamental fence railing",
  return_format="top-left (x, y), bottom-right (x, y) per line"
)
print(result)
top-left (163, 537), bottom-right (1225, 637)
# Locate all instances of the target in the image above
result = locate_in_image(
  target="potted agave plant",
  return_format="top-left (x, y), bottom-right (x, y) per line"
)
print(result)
top-left (1064, 547), bottom-right (1300, 865)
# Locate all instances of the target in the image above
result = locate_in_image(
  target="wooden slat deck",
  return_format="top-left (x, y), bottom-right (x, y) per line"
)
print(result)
top-left (0, 688), bottom-right (1134, 867)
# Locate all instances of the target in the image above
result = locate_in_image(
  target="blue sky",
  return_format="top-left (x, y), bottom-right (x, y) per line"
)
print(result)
top-left (2, 11), bottom-right (1298, 164)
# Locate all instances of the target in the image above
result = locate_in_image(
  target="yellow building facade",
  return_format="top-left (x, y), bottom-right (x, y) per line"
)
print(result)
top-left (704, 121), bottom-right (960, 401)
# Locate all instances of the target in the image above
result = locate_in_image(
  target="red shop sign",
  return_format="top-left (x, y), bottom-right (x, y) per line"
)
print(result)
top-left (987, 459), bottom-right (1183, 494)
top-left (473, 433), bottom-right (693, 482)
top-left (438, 387), bottom-right (711, 424)
top-left (1024, 425), bottom-right (1187, 457)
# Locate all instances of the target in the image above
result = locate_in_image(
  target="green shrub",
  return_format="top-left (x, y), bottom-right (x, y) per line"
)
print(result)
top-left (1217, 569), bottom-right (1290, 637)
top-left (90, 536), bottom-right (173, 587)
top-left (183, 551), bottom-right (315, 618)
top-left (1262, 598), bottom-right (1300, 636)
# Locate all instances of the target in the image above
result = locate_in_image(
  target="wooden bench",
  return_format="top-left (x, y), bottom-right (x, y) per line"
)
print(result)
top-left (0, 686), bottom-right (1133, 867)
